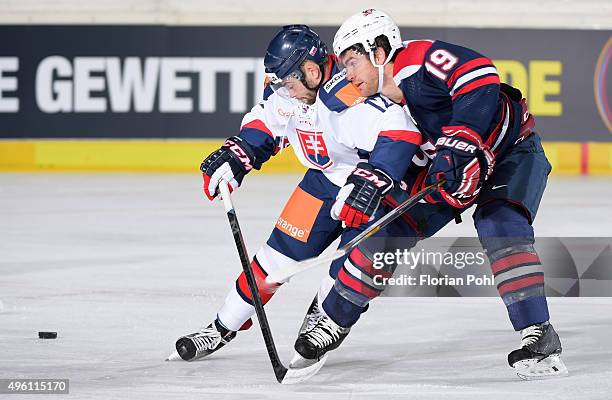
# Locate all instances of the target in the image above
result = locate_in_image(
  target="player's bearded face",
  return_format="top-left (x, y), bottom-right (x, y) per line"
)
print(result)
top-left (281, 75), bottom-right (317, 105)
top-left (340, 50), bottom-right (379, 97)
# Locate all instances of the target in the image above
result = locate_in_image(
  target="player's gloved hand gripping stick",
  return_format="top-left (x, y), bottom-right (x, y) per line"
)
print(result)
top-left (218, 181), bottom-right (326, 384)
top-left (266, 179), bottom-right (445, 284)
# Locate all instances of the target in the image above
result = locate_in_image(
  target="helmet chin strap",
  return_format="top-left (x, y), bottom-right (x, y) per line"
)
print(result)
top-left (377, 65), bottom-right (385, 93)
top-left (294, 64), bottom-right (324, 105)
top-left (368, 50), bottom-right (393, 94)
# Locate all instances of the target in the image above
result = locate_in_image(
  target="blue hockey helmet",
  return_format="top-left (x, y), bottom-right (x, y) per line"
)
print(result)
top-left (264, 25), bottom-right (327, 84)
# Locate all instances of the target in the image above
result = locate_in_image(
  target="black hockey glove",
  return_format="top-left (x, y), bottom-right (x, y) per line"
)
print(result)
top-left (331, 162), bottom-right (394, 228)
top-left (201, 136), bottom-right (256, 200)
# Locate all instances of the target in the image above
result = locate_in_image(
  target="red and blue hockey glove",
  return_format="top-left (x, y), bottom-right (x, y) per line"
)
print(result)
top-left (331, 162), bottom-right (394, 228)
top-left (200, 136), bottom-right (256, 200)
top-left (426, 127), bottom-right (494, 208)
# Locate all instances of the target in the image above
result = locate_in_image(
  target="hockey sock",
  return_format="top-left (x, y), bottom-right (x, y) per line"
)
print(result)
top-left (323, 246), bottom-right (393, 327)
top-left (475, 201), bottom-right (549, 330)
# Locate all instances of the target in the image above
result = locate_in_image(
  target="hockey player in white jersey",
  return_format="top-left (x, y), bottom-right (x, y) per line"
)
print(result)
top-left (172, 25), bottom-right (423, 366)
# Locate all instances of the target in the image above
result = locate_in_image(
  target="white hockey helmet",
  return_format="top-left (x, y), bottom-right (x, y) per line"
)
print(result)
top-left (333, 8), bottom-right (402, 67)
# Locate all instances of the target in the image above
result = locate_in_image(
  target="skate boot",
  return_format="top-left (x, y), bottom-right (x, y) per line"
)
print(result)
top-left (508, 322), bottom-right (568, 380)
top-left (292, 297), bottom-right (350, 365)
top-left (297, 296), bottom-right (326, 336)
top-left (175, 318), bottom-right (236, 361)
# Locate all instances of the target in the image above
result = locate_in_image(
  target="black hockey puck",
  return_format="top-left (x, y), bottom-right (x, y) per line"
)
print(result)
top-left (38, 331), bottom-right (57, 339)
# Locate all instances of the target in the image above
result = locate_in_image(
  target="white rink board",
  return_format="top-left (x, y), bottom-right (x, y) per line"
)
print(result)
top-left (1, 0), bottom-right (610, 28)
top-left (1, 174), bottom-right (611, 399)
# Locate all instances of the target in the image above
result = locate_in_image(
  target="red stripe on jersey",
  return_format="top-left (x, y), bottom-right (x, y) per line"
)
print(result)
top-left (393, 40), bottom-right (433, 75)
top-left (451, 75), bottom-right (500, 99)
top-left (241, 119), bottom-right (273, 137)
top-left (447, 57), bottom-right (494, 89)
top-left (491, 252), bottom-right (541, 275)
top-left (338, 267), bottom-right (380, 299)
top-left (498, 274), bottom-right (544, 296)
top-left (379, 130), bottom-right (422, 145)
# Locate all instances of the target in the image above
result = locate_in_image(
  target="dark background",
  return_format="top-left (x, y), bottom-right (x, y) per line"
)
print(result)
top-left (0, 25), bottom-right (610, 140)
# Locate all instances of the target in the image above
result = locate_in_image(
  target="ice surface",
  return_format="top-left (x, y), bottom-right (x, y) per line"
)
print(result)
top-left (1, 174), bottom-right (611, 399)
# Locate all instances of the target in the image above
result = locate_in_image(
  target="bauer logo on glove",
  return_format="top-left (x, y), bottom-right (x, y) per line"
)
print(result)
top-left (435, 137), bottom-right (478, 154)
top-left (427, 126), bottom-right (495, 208)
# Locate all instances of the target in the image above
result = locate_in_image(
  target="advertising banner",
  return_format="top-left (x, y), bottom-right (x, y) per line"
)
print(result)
top-left (0, 26), bottom-right (610, 140)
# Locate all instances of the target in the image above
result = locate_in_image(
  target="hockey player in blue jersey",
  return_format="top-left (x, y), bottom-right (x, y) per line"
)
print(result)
top-left (171, 25), bottom-right (424, 369)
top-left (292, 9), bottom-right (566, 379)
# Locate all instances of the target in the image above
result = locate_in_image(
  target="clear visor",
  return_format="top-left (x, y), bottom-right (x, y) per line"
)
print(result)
top-left (265, 70), bottom-right (305, 101)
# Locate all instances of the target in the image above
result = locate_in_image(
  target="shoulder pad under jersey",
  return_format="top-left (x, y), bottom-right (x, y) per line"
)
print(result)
top-left (318, 69), bottom-right (366, 112)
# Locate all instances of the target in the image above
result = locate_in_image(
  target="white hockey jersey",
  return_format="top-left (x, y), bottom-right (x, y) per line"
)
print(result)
top-left (238, 60), bottom-right (423, 187)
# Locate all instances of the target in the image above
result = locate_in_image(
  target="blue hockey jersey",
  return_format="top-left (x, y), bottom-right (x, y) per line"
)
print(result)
top-left (392, 40), bottom-right (531, 159)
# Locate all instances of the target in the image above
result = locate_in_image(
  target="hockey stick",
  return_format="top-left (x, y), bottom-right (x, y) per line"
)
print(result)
top-left (266, 179), bottom-right (444, 284)
top-left (218, 182), bottom-right (326, 384)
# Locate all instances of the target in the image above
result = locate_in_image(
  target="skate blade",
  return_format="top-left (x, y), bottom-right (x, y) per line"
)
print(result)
top-left (165, 350), bottom-right (182, 361)
top-left (280, 353), bottom-right (329, 385)
top-left (513, 354), bottom-right (569, 380)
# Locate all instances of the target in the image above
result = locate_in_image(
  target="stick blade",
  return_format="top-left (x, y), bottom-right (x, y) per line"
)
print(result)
top-left (280, 354), bottom-right (328, 385)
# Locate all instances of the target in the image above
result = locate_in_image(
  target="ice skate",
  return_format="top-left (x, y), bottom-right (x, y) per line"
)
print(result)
top-left (291, 297), bottom-right (350, 366)
top-left (508, 322), bottom-right (568, 380)
top-left (168, 319), bottom-right (236, 361)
